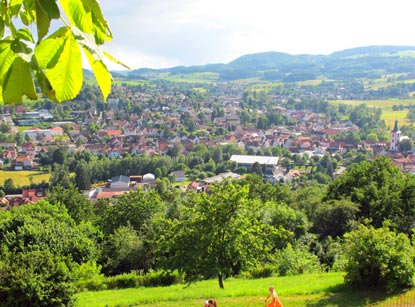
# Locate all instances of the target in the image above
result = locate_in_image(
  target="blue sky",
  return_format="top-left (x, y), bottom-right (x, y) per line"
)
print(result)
top-left (100, 0), bottom-right (415, 70)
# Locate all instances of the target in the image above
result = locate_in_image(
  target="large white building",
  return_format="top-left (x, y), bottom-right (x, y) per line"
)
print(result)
top-left (230, 155), bottom-right (279, 174)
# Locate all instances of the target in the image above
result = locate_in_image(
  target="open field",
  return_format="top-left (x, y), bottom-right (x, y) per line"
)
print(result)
top-left (154, 72), bottom-right (220, 83)
top-left (75, 272), bottom-right (414, 307)
top-left (0, 170), bottom-right (50, 187)
top-left (329, 99), bottom-right (415, 127)
top-left (330, 99), bottom-right (415, 109)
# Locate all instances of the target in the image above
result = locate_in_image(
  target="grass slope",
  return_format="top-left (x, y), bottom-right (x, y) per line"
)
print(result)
top-left (75, 272), bottom-right (411, 307)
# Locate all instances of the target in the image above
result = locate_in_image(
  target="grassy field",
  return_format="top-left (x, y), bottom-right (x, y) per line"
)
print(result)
top-left (74, 272), bottom-right (413, 307)
top-left (0, 170), bottom-right (50, 187)
top-left (329, 99), bottom-right (415, 128)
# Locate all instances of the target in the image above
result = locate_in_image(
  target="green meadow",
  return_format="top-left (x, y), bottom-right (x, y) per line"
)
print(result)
top-left (329, 99), bottom-right (415, 127)
top-left (0, 170), bottom-right (50, 187)
top-left (74, 272), bottom-right (414, 307)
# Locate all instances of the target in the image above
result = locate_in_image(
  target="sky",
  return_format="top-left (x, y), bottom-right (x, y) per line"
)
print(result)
top-left (100, 0), bottom-right (415, 70)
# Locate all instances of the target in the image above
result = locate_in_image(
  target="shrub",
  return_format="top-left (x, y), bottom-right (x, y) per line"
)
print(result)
top-left (0, 250), bottom-right (75, 306)
top-left (344, 224), bottom-right (415, 291)
top-left (275, 243), bottom-right (323, 276)
top-left (245, 265), bottom-right (275, 279)
top-left (73, 261), bottom-right (107, 292)
top-left (79, 271), bottom-right (184, 291)
top-left (106, 273), bottom-right (140, 289)
top-left (142, 270), bottom-right (183, 287)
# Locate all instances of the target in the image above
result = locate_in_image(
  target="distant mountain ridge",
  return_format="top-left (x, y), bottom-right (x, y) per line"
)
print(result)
top-left (124, 45), bottom-right (415, 81)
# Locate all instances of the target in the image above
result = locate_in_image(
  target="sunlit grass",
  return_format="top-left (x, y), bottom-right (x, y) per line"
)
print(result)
top-left (0, 170), bottom-right (50, 187)
top-left (329, 99), bottom-right (415, 127)
top-left (74, 272), bottom-right (409, 307)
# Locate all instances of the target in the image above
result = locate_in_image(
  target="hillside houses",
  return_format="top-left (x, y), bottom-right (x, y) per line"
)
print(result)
top-left (1, 80), bottom-right (413, 184)
top-left (0, 101), bottom-right (374, 173)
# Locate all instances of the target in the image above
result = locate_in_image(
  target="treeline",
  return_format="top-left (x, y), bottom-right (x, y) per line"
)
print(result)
top-left (1, 156), bottom-right (415, 305)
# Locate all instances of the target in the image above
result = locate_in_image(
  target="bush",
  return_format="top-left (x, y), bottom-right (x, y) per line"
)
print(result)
top-left (78, 271), bottom-right (184, 291)
top-left (106, 273), bottom-right (140, 289)
top-left (73, 261), bottom-right (106, 292)
top-left (141, 271), bottom-right (183, 287)
top-left (0, 250), bottom-right (76, 306)
top-left (344, 224), bottom-right (415, 291)
top-left (244, 265), bottom-right (275, 279)
top-left (275, 243), bottom-right (323, 276)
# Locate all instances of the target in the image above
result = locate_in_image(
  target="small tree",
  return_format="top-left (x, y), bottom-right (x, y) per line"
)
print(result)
top-left (344, 223), bottom-right (415, 291)
top-left (157, 181), bottom-right (270, 288)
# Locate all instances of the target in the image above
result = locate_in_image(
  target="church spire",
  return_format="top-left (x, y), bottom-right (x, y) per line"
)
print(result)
top-left (390, 120), bottom-right (401, 151)
top-left (392, 120), bottom-right (399, 133)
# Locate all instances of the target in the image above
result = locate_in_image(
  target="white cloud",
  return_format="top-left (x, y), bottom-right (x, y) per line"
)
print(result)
top-left (103, 46), bottom-right (181, 71)
top-left (100, 0), bottom-right (415, 69)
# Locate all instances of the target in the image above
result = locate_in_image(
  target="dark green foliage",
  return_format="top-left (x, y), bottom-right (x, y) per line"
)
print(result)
top-left (52, 148), bottom-right (66, 166)
top-left (344, 224), bottom-right (415, 291)
top-left (74, 161), bottom-right (92, 190)
top-left (325, 156), bottom-right (406, 228)
top-left (77, 271), bottom-right (183, 291)
top-left (245, 265), bottom-right (275, 279)
top-left (98, 189), bottom-right (162, 235)
top-left (47, 185), bottom-right (95, 224)
top-left (0, 201), bottom-right (101, 306)
top-left (0, 250), bottom-right (75, 307)
top-left (156, 181), bottom-right (271, 288)
top-left (0, 200), bottom-right (99, 263)
top-left (101, 225), bottom-right (147, 275)
top-left (262, 201), bottom-right (310, 248)
top-left (311, 199), bottom-right (359, 239)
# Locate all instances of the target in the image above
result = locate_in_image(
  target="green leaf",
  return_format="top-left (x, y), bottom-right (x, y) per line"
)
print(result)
top-left (35, 27), bottom-right (83, 101)
top-left (35, 1), bottom-right (51, 41)
top-left (0, 41), bottom-right (16, 85)
top-left (10, 38), bottom-right (33, 63)
top-left (0, 17), bottom-right (4, 37)
top-left (83, 0), bottom-right (112, 43)
top-left (9, 0), bottom-right (23, 16)
top-left (33, 67), bottom-right (56, 101)
top-left (59, 0), bottom-right (92, 33)
top-left (15, 28), bottom-right (34, 42)
top-left (19, 11), bottom-right (30, 26)
top-left (2, 57), bottom-right (37, 103)
top-left (60, 0), bottom-right (111, 45)
top-left (104, 51), bottom-right (131, 70)
top-left (38, 0), bottom-right (60, 19)
top-left (35, 27), bottom-right (69, 69)
top-left (83, 46), bottom-right (111, 101)
top-left (19, 0), bottom-right (36, 27)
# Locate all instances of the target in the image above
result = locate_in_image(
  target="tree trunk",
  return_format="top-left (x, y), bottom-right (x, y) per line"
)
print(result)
top-left (218, 273), bottom-right (224, 289)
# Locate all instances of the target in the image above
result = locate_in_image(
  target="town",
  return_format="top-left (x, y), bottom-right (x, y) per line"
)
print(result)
top-left (1, 76), bottom-right (414, 205)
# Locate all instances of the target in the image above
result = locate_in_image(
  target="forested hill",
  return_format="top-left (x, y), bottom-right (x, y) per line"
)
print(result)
top-left (125, 45), bottom-right (415, 81)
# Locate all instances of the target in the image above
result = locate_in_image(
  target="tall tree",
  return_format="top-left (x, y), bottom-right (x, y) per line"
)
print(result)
top-left (325, 156), bottom-right (405, 228)
top-left (74, 161), bottom-right (92, 191)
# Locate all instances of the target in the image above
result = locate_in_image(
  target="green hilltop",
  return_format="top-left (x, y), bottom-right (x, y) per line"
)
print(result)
top-left (121, 45), bottom-right (415, 82)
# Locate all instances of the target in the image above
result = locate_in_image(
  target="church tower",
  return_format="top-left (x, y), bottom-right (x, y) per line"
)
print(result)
top-left (390, 120), bottom-right (401, 151)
